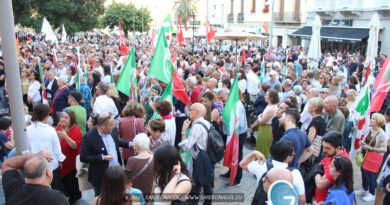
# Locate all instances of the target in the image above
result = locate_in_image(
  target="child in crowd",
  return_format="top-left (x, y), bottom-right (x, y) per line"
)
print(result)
top-left (125, 170), bottom-right (145, 205)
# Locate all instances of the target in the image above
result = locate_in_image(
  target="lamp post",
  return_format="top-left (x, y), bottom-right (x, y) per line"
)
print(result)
top-left (269, 0), bottom-right (275, 49)
top-left (190, 12), bottom-right (196, 53)
top-left (132, 12), bottom-right (135, 36)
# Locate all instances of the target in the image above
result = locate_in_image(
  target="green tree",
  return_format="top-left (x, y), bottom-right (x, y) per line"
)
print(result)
top-left (12, 0), bottom-right (105, 34)
top-left (173, 0), bottom-right (199, 29)
top-left (101, 2), bottom-right (153, 35)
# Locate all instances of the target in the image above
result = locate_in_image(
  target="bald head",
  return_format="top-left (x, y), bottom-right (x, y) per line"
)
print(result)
top-left (324, 95), bottom-right (338, 113)
top-left (190, 103), bottom-right (206, 120)
top-left (208, 78), bottom-right (218, 90)
top-left (22, 156), bottom-right (49, 179)
top-left (264, 167), bottom-right (294, 193)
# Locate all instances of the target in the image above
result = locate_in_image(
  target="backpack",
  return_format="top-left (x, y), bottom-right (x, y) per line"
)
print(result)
top-left (251, 161), bottom-right (296, 205)
top-left (194, 121), bottom-right (225, 164)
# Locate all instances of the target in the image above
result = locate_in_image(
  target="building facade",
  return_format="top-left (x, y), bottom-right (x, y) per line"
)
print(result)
top-left (292, 0), bottom-right (390, 54)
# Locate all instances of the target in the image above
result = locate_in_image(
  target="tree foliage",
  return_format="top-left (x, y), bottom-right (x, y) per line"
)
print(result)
top-left (173, 0), bottom-right (199, 29)
top-left (12, 0), bottom-right (105, 34)
top-left (101, 2), bottom-right (153, 35)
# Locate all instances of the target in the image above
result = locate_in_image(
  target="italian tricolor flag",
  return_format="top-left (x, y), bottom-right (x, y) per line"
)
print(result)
top-left (369, 53), bottom-right (390, 113)
top-left (116, 47), bottom-right (138, 101)
top-left (222, 76), bottom-right (240, 186)
top-left (38, 62), bottom-right (48, 105)
top-left (151, 80), bottom-right (173, 120)
top-left (351, 84), bottom-right (370, 154)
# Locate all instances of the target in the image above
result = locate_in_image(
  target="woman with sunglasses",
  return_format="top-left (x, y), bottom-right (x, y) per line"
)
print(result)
top-left (324, 156), bottom-right (355, 205)
top-left (56, 109), bottom-right (82, 204)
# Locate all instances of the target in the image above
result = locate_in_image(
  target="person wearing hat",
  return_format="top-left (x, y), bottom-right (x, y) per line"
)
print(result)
top-left (145, 85), bottom-right (162, 122)
top-left (66, 91), bottom-right (87, 136)
top-left (266, 70), bottom-right (281, 89)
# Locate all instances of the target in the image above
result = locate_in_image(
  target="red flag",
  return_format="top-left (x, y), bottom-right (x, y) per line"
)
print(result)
top-left (52, 49), bottom-right (57, 69)
top-left (206, 18), bottom-right (215, 43)
top-left (172, 69), bottom-right (190, 106)
top-left (369, 54), bottom-right (390, 113)
top-left (119, 20), bottom-right (128, 57)
top-left (241, 49), bottom-right (246, 64)
top-left (364, 61), bottom-right (371, 83)
top-left (177, 15), bottom-right (184, 47)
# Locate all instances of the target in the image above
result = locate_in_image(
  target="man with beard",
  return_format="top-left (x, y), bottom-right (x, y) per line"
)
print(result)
top-left (313, 131), bottom-right (350, 204)
top-left (278, 108), bottom-right (313, 169)
top-left (270, 101), bottom-right (295, 151)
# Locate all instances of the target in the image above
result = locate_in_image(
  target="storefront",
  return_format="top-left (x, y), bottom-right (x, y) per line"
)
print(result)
top-left (289, 25), bottom-right (370, 53)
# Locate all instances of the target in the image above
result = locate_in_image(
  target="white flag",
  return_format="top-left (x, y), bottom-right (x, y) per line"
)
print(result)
top-left (61, 24), bottom-right (67, 42)
top-left (41, 17), bottom-right (58, 43)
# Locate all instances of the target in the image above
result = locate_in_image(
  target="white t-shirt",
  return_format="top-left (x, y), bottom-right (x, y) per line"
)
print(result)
top-left (248, 160), bottom-right (305, 195)
top-left (154, 174), bottom-right (191, 205)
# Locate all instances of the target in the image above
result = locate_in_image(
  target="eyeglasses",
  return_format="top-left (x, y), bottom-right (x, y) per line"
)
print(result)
top-left (98, 113), bottom-right (112, 125)
top-left (320, 91), bottom-right (328, 94)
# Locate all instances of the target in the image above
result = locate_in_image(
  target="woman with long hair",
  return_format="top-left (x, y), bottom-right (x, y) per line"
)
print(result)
top-left (119, 101), bottom-right (147, 165)
top-left (27, 70), bottom-right (41, 109)
top-left (92, 165), bottom-right (140, 205)
top-left (26, 103), bottom-right (65, 192)
top-left (250, 89), bottom-right (279, 159)
top-left (56, 109), bottom-right (82, 204)
top-left (324, 156), bottom-right (355, 205)
top-left (152, 145), bottom-right (191, 204)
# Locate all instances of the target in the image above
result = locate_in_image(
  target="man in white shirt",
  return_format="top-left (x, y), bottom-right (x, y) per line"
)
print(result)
top-left (244, 66), bottom-right (260, 102)
top-left (93, 82), bottom-right (118, 118)
top-left (240, 140), bottom-right (306, 205)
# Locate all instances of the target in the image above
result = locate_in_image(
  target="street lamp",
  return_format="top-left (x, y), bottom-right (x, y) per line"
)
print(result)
top-left (189, 12), bottom-right (196, 53)
top-left (132, 12), bottom-right (135, 36)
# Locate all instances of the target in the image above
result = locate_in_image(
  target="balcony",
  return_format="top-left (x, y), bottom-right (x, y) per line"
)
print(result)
top-left (237, 13), bottom-right (244, 22)
top-left (273, 11), bottom-right (302, 23)
top-left (227, 13), bottom-right (234, 23)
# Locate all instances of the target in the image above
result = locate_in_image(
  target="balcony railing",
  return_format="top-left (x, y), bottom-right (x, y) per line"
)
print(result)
top-left (237, 13), bottom-right (244, 22)
top-left (273, 11), bottom-right (302, 23)
top-left (227, 13), bottom-right (234, 23)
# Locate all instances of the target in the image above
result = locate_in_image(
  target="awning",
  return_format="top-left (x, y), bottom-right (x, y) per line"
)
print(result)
top-left (290, 26), bottom-right (369, 44)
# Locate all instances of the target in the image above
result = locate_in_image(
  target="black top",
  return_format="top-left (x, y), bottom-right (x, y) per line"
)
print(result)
top-left (0, 69), bottom-right (5, 87)
top-left (270, 117), bottom-right (285, 150)
top-left (307, 116), bottom-right (326, 136)
top-left (2, 169), bottom-right (69, 205)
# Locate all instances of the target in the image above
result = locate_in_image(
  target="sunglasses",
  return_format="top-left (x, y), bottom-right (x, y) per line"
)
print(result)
top-left (63, 109), bottom-right (72, 114)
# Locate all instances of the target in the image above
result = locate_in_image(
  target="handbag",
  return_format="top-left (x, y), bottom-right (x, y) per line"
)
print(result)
top-left (312, 135), bottom-right (323, 157)
top-left (362, 151), bottom-right (384, 173)
top-left (356, 152), bottom-right (364, 167)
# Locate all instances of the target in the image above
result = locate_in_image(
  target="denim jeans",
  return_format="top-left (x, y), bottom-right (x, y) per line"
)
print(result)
top-left (361, 168), bottom-right (376, 195)
top-left (0, 86), bottom-right (6, 108)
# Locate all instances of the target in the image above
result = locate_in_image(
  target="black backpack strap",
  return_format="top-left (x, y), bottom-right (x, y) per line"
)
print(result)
top-left (192, 121), bottom-right (209, 151)
top-left (266, 161), bottom-right (274, 171)
top-left (193, 121), bottom-right (210, 132)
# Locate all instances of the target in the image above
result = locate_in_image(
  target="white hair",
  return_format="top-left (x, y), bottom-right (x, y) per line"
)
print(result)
top-left (58, 76), bottom-right (67, 84)
top-left (133, 133), bottom-right (150, 151)
top-left (187, 76), bottom-right (197, 85)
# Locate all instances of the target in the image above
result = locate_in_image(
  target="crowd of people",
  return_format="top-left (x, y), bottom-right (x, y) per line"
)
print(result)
top-left (0, 31), bottom-right (390, 205)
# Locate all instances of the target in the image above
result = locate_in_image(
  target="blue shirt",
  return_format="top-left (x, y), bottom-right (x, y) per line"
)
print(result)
top-left (126, 187), bottom-right (146, 205)
top-left (98, 130), bottom-right (119, 167)
top-left (280, 128), bottom-right (312, 168)
top-left (80, 82), bottom-right (92, 112)
top-left (324, 183), bottom-right (354, 205)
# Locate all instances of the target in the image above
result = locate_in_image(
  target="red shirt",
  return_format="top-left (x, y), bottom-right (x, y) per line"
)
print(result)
top-left (56, 124), bottom-right (82, 177)
top-left (314, 148), bottom-right (350, 202)
top-left (190, 86), bottom-right (202, 104)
